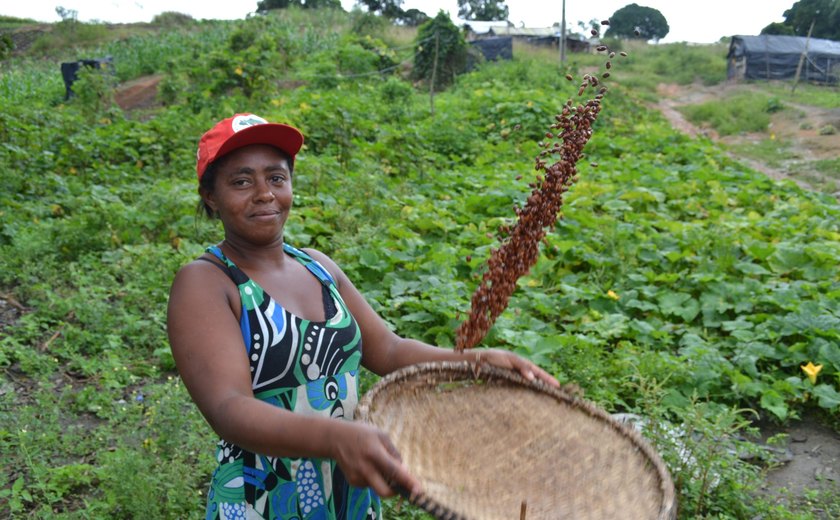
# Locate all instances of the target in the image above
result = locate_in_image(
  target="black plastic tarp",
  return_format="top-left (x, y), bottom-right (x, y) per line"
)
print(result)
top-left (470, 37), bottom-right (513, 62)
top-left (727, 35), bottom-right (840, 83)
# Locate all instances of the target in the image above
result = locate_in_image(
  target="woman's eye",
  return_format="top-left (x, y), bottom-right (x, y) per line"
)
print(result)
top-left (271, 175), bottom-right (286, 184)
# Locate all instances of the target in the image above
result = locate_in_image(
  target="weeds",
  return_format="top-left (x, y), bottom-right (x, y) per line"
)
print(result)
top-left (679, 91), bottom-right (780, 135)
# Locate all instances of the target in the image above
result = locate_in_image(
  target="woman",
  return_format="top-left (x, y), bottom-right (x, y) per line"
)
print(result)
top-left (167, 113), bottom-right (559, 520)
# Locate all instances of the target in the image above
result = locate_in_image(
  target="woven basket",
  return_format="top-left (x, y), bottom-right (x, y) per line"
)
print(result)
top-left (357, 361), bottom-right (676, 520)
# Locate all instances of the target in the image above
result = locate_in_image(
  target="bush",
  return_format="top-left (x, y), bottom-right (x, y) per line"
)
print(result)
top-left (412, 11), bottom-right (468, 91)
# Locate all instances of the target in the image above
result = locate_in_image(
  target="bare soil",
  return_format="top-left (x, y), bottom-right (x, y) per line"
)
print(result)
top-left (655, 81), bottom-right (840, 198)
top-left (114, 74), bottom-right (163, 112)
top-left (757, 413), bottom-right (840, 514)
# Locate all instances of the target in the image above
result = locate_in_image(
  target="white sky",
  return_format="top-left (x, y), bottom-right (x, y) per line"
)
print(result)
top-left (3, 0), bottom-right (794, 44)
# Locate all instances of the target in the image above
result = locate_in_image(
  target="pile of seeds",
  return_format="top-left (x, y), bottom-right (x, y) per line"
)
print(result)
top-left (455, 22), bottom-right (622, 351)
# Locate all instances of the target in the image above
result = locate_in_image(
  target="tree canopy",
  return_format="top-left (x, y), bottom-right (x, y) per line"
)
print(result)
top-left (356, 0), bottom-right (405, 19)
top-left (256, 0), bottom-right (341, 12)
top-left (400, 8), bottom-right (431, 27)
top-left (604, 3), bottom-right (669, 42)
top-left (457, 0), bottom-right (509, 21)
top-left (760, 0), bottom-right (840, 40)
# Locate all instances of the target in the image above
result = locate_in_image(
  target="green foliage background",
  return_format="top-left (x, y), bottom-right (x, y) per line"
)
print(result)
top-left (0, 7), bottom-right (838, 519)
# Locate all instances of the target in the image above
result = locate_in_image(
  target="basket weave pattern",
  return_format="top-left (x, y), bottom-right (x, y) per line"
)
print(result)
top-left (358, 361), bottom-right (676, 520)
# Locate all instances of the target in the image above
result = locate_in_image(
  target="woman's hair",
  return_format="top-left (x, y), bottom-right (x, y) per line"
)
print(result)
top-left (197, 146), bottom-right (294, 219)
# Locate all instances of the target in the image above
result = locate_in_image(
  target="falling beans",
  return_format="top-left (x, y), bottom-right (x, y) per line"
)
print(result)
top-left (453, 33), bottom-right (629, 351)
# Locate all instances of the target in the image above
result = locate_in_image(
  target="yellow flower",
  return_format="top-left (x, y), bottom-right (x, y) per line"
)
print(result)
top-left (234, 66), bottom-right (244, 76)
top-left (801, 362), bottom-right (822, 384)
top-left (607, 290), bottom-right (620, 300)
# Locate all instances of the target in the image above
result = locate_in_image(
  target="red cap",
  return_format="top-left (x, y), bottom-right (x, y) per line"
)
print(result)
top-left (196, 113), bottom-right (304, 180)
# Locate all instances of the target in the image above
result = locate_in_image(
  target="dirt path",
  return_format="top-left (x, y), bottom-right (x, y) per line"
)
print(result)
top-left (654, 81), bottom-right (840, 198)
top-left (114, 74), bottom-right (163, 112)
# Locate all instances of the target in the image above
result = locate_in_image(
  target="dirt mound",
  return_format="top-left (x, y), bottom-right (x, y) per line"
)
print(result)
top-left (114, 74), bottom-right (163, 111)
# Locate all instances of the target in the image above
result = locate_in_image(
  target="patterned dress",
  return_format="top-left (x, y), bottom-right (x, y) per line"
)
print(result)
top-left (199, 244), bottom-right (380, 520)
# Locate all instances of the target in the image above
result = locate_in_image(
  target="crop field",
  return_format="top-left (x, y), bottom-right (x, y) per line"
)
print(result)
top-left (1, 7), bottom-right (838, 519)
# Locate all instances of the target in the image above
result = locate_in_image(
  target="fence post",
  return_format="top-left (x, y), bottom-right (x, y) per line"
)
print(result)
top-left (430, 31), bottom-right (439, 115)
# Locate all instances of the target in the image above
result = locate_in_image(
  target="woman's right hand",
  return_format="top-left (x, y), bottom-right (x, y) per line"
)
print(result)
top-left (329, 421), bottom-right (422, 499)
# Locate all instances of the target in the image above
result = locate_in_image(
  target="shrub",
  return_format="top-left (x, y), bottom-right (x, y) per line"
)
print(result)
top-left (412, 11), bottom-right (468, 91)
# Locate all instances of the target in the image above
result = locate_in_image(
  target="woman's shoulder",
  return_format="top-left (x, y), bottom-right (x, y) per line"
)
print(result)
top-left (171, 254), bottom-right (233, 291)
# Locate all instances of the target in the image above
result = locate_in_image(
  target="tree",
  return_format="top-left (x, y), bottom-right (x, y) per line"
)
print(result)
top-left (357, 0), bottom-right (405, 19)
top-left (604, 3), bottom-right (669, 41)
top-left (413, 11), bottom-right (468, 91)
top-left (776, 0), bottom-right (840, 40)
top-left (399, 9), bottom-right (431, 27)
top-left (256, 0), bottom-right (341, 13)
top-left (576, 18), bottom-right (601, 39)
top-left (760, 22), bottom-right (795, 36)
top-left (457, 0), bottom-right (509, 21)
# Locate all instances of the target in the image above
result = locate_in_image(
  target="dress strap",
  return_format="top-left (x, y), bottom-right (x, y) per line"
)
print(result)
top-left (194, 256), bottom-right (235, 281)
top-left (204, 244), bottom-right (338, 319)
top-left (282, 243), bottom-right (337, 287)
top-left (204, 246), bottom-right (249, 285)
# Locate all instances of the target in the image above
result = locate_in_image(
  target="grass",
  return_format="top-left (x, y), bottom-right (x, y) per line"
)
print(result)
top-left (763, 80), bottom-right (840, 109)
top-left (678, 91), bottom-right (782, 136)
top-left (727, 137), bottom-right (794, 169)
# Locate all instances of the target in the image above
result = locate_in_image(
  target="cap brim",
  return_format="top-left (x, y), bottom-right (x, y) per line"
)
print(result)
top-left (214, 123), bottom-right (304, 164)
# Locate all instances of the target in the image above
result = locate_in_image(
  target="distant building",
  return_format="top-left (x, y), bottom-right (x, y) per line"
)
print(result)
top-left (727, 35), bottom-right (840, 84)
top-left (459, 19), bottom-right (591, 54)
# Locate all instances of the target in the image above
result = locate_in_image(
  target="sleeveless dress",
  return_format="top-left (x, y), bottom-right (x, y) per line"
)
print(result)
top-left (200, 244), bottom-right (380, 520)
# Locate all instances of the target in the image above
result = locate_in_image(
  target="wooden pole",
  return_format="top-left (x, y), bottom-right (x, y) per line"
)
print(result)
top-left (430, 31), bottom-right (439, 115)
top-left (560, 0), bottom-right (567, 63)
top-left (792, 17), bottom-right (816, 93)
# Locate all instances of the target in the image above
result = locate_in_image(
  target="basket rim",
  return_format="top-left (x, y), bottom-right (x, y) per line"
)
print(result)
top-left (358, 360), bottom-right (677, 520)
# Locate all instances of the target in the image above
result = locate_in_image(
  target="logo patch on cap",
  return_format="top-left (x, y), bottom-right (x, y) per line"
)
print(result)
top-left (231, 114), bottom-right (268, 132)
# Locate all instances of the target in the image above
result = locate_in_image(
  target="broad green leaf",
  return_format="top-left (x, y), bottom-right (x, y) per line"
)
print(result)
top-left (399, 311), bottom-right (435, 323)
top-left (818, 341), bottom-right (840, 370)
top-left (582, 312), bottom-right (629, 339)
top-left (813, 384), bottom-right (840, 410)
top-left (735, 261), bottom-right (770, 276)
top-left (760, 390), bottom-right (788, 420)
top-left (767, 245), bottom-right (809, 275)
top-left (658, 292), bottom-right (700, 322)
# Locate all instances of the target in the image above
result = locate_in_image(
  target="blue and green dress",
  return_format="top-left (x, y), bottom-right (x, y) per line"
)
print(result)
top-left (199, 244), bottom-right (380, 520)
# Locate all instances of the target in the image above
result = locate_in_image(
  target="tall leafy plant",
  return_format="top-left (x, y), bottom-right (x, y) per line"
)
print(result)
top-left (412, 11), bottom-right (468, 91)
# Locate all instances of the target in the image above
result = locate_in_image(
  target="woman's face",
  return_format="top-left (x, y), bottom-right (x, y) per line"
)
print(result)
top-left (202, 144), bottom-right (293, 245)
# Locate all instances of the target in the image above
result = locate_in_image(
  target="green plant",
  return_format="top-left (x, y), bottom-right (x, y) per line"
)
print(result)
top-left (412, 11), bottom-right (468, 91)
top-left (679, 92), bottom-right (778, 135)
top-left (624, 376), bottom-right (779, 519)
top-left (67, 63), bottom-right (117, 116)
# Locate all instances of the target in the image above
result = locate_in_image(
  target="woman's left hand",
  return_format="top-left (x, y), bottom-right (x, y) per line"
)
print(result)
top-left (471, 349), bottom-right (560, 388)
